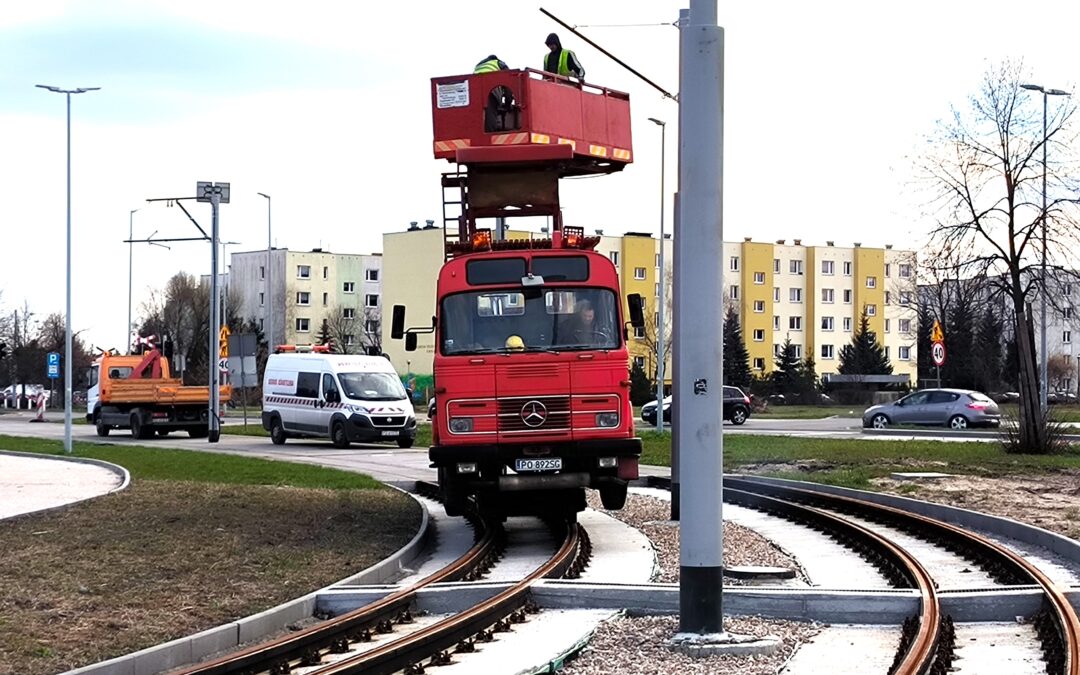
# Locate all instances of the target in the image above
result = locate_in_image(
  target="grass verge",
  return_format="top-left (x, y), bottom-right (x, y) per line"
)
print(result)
top-left (0, 435), bottom-right (420, 675)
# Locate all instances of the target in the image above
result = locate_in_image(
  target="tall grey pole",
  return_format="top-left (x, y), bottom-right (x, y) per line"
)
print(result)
top-left (127, 208), bottom-right (138, 353)
top-left (259, 193), bottom-right (272, 347)
top-left (677, 0), bottom-right (724, 635)
top-left (670, 6), bottom-right (690, 522)
top-left (209, 193), bottom-right (221, 443)
top-left (650, 118), bottom-right (667, 434)
top-left (37, 84), bottom-right (99, 454)
top-left (1040, 91), bottom-right (1048, 414)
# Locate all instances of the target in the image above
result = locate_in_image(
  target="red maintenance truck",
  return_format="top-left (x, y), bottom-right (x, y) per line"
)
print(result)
top-left (392, 68), bottom-right (646, 518)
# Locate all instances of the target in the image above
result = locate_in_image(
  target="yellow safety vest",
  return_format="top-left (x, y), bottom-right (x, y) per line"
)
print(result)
top-left (474, 59), bottom-right (502, 74)
top-left (545, 49), bottom-right (578, 77)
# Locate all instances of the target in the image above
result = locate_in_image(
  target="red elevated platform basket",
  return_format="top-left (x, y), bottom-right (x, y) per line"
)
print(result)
top-left (431, 69), bottom-right (633, 176)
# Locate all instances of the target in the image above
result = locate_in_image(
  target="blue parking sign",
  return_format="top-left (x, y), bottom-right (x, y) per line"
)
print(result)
top-left (47, 352), bottom-right (60, 379)
top-left (47, 352), bottom-right (60, 366)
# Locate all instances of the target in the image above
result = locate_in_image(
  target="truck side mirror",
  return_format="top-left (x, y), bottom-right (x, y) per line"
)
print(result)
top-left (405, 333), bottom-right (418, 352)
top-left (391, 305), bottom-right (406, 340)
top-left (627, 294), bottom-right (646, 329)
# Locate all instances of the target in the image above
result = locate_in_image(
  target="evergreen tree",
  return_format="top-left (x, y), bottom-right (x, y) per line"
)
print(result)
top-left (629, 362), bottom-right (654, 406)
top-left (722, 307), bottom-right (752, 389)
top-left (944, 298), bottom-right (977, 389)
top-left (917, 302), bottom-right (935, 386)
top-left (973, 309), bottom-right (1003, 393)
top-left (316, 319), bottom-right (334, 350)
top-left (838, 309), bottom-right (893, 375)
top-left (772, 338), bottom-right (802, 397)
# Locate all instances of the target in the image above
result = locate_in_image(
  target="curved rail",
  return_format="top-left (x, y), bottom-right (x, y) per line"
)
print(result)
top-left (727, 476), bottom-right (1079, 675)
top-left (175, 484), bottom-right (503, 675)
top-left (310, 517), bottom-right (588, 675)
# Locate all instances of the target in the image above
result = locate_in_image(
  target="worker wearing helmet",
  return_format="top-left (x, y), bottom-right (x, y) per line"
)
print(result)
top-left (505, 335), bottom-right (526, 351)
top-left (543, 33), bottom-right (584, 80)
top-left (474, 55), bottom-right (509, 74)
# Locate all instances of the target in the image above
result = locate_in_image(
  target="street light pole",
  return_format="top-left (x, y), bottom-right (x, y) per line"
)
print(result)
top-left (37, 84), bottom-right (99, 455)
top-left (648, 117), bottom-right (667, 433)
top-left (127, 208), bottom-right (139, 353)
top-left (1021, 83), bottom-right (1070, 415)
top-left (258, 193), bottom-right (272, 347)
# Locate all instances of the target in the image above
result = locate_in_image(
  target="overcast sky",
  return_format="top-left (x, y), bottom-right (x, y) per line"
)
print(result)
top-left (1, 0), bottom-right (1076, 351)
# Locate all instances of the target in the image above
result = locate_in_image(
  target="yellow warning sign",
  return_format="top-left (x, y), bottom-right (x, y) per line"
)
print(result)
top-left (930, 320), bottom-right (944, 344)
top-left (219, 326), bottom-right (230, 358)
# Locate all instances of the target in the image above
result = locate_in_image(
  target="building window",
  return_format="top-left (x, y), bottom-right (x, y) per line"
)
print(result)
top-left (730, 256), bottom-right (739, 271)
top-left (633, 355), bottom-right (645, 369)
top-left (259, 266), bottom-right (265, 280)
top-left (773, 287), bottom-right (780, 302)
top-left (365, 319), bottom-right (377, 333)
top-left (821, 316), bottom-right (834, 331)
top-left (323, 266), bottom-right (329, 279)
top-left (885, 291), bottom-right (892, 304)
top-left (821, 288), bottom-right (834, 303)
top-left (634, 326), bottom-right (645, 339)
top-left (343, 308), bottom-right (356, 319)
top-left (655, 283), bottom-right (660, 297)
top-left (343, 281), bottom-right (356, 293)
top-left (843, 317), bottom-right (852, 331)
top-left (866, 304), bottom-right (877, 316)
top-left (1066, 307), bottom-right (1074, 320)
top-left (295, 318), bottom-right (310, 332)
top-left (344, 334), bottom-right (356, 346)
top-left (297, 265), bottom-right (311, 279)
top-left (753, 357), bottom-right (765, 371)
top-left (655, 253), bottom-right (660, 267)
top-left (885, 318), bottom-right (891, 332)
top-left (843, 289), bottom-right (852, 304)
top-left (899, 264), bottom-right (912, 278)
top-left (885, 346), bottom-right (890, 360)
top-left (899, 319), bottom-right (911, 333)
top-left (753, 329), bottom-right (765, 342)
top-left (899, 346), bottom-right (911, 360)
top-left (1066, 284), bottom-right (1074, 295)
top-left (628, 266), bottom-right (644, 281)
top-left (789, 316), bottom-right (802, 331)
top-left (866, 276), bottom-right (877, 289)
top-left (754, 300), bottom-right (765, 313)
top-left (773, 315), bottom-right (780, 330)
top-left (789, 259), bottom-right (803, 275)
top-left (900, 291), bottom-right (912, 304)
top-left (259, 318), bottom-right (264, 330)
top-left (885, 263), bottom-right (891, 277)
top-left (774, 343), bottom-right (782, 356)
top-left (821, 344), bottom-right (834, 359)
top-left (730, 285), bottom-right (739, 300)
top-left (259, 292), bottom-right (264, 306)
top-left (773, 258), bottom-right (780, 273)
top-left (791, 344), bottom-right (803, 359)
top-left (822, 260), bottom-right (834, 275)
top-left (843, 261), bottom-right (852, 276)
top-left (322, 292), bottom-right (328, 306)
top-left (365, 269), bottom-right (379, 282)
top-left (1064, 331), bottom-right (1072, 344)
top-left (754, 271), bottom-right (765, 285)
top-left (610, 251), bottom-right (619, 266)
top-left (789, 288), bottom-right (802, 303)
top-left (296, 292), bottom-right (310, 305)
top-left (365, 294), bottom-right (379, 308)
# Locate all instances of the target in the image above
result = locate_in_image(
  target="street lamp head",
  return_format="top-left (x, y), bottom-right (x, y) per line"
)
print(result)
top-left (36, 84), bottom-right (100, 94)
top-left (647, 117), bottom-right (666, 127)
top-left (1046, 88), bottom-right (1071, 97)
top-left (1021, 83), bottom-right (1044, 92)
top-left (257, 192), bottom-right (270, 199)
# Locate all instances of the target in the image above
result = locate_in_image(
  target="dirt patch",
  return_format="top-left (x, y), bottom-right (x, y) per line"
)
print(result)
top-left (870, 471), bottom-right (1080, 541)
top-left (0, 481), bottom-right (421, 675)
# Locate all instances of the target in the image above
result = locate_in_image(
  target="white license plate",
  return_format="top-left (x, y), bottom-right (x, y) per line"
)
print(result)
top-left (382, 430), bottom-right (399, 437)
top-left (515, 458), bottom-right (562, 472)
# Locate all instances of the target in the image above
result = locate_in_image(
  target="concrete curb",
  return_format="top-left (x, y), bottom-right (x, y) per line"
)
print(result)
top-left (62, 487), bottom-right (433, 675)
top-left (0, 449), bottom-right (130, 522)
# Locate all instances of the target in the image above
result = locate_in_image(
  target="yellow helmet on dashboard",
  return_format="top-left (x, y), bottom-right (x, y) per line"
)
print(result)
top-left (505, 335), bottom-right (525, 351)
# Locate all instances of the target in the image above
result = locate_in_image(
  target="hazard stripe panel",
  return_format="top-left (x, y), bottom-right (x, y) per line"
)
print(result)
top-left (265, 395), bottom-right (345, 409)
top-left (434, 139), bottom-right (471, 152)
top-left (491, 132), bottom-right (528, 145)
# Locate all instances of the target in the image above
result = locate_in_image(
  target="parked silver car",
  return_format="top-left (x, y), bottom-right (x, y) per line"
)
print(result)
top-left (863, 389), bottom-right (1001, 430)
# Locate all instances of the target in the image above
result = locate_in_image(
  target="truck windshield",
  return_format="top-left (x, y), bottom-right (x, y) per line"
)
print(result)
top-left (339, 372), bottom-right (408, 401)
top-left (441, 287), bottom-right (620, 355)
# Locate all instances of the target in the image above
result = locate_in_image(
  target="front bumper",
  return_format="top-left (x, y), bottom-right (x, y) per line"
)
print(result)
top-left (346, 413), bottom-right (417, 443)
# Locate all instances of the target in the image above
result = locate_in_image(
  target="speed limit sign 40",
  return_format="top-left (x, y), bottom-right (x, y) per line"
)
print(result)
top-left (931, 341), bottom-right (946, 367)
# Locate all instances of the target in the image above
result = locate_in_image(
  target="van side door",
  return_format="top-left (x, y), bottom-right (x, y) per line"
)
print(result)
top-left (294, 371), bottom-right (322, 433)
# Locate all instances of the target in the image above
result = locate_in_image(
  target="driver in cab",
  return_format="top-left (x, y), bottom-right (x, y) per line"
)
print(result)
top-left (557, 299), bottom-right (599, 346)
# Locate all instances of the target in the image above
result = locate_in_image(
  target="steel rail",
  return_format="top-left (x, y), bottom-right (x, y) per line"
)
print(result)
top-left (723, 487), bottom-right (942, 674)
top-left (727, 477), bottom-right (1079, 675)
top-left (309, 517), bottom-right (586, 675)
top-left (175, 486), bottom-right (502, 675)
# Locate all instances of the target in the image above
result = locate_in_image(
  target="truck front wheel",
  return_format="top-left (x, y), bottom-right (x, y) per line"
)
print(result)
top-left (130, 414), bottom-right (152, 440)
top-left (95, 413), bottom-right (109, 437)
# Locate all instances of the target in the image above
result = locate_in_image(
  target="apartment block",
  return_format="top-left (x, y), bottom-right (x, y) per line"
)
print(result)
top-left (230, 247), bottom-right (382, 352)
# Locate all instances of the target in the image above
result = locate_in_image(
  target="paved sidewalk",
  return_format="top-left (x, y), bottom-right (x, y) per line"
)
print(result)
top-left (0, 451), bottom-right (125, 519)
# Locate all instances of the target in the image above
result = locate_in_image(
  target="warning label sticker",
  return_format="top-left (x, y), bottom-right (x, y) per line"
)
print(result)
top-left (436, 81), bottom-right (469, 109)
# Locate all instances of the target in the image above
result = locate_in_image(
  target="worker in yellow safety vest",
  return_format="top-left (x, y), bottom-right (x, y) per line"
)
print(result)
top-left (474, 55), bottom-right (509, 74)
top-left (543, 33), bottom-right (584, 80)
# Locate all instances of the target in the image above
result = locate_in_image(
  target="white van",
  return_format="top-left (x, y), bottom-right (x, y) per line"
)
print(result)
top-left (261, 352), bottom-right (416, 448)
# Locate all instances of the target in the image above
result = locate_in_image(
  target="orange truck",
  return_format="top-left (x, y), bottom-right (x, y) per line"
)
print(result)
top-left (85, 349), bottom-right (231, 439)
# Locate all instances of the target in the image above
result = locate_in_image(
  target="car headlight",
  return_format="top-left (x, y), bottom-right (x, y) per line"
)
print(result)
top-left (449, 417), bottom-right (474, 433)
top-left (596, 412), bottom-right (619, 427)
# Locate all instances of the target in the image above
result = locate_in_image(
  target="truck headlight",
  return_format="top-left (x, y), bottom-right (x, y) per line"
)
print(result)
top-left (595, 412), bottom-right (619, 428)
top-left (449, 417), bottom-right (474, 433)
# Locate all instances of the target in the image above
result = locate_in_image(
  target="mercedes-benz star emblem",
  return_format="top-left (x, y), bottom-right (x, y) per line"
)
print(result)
top-left (520, 400), bottom-right (548, 428)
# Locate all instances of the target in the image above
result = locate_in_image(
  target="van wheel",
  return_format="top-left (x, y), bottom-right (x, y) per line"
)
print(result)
top-left (95, 414), bottom-right (110, 437)
top-left (270, 417), bottom-right (287, 445)
top-left (331, 421), bottom-right (350, 448)
top-left (397, 437), bottom-right (414, 449)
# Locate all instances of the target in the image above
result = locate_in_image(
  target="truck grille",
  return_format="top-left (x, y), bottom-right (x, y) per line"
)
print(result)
top-left (503, 364), bottom-right (560, 379)
top-left (497, 396), bottom-right (571, 433)
top-left (370, 415), bottom-right (407, 428)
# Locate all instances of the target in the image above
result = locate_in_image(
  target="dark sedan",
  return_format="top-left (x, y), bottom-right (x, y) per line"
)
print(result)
top-left (641, 386), bottom-right (751, 426)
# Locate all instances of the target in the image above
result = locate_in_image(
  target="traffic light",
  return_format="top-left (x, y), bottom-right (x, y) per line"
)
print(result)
top-left (0, 342), bottom-right (7, 359)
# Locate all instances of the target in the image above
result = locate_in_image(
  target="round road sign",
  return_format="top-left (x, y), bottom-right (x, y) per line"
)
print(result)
top-left (931, 341), bottom-right (946, 367)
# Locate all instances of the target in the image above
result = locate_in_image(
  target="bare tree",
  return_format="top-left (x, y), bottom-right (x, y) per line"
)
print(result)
top-left (916, 60), bottom-right (1080, 450)
top-left (362, 306), bottom-right (382, 355)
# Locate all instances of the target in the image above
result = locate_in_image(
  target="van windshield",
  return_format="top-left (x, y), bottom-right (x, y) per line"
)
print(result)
top-left (339, 372), bottom-right (408, 401)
